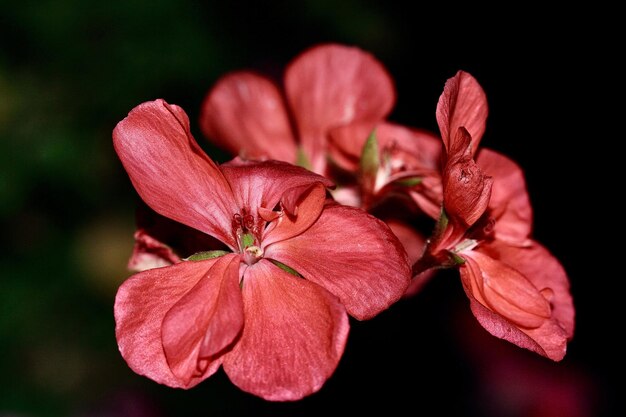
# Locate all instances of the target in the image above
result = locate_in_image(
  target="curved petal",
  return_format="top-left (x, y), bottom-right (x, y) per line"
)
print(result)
top-left (223, 259), bottom-right (349, 401)
top-left (113, 99), bottom-right (238, 248)
top-left (221, 159), bottom-right (333, 224)
top-left (462, 251), bottom-right (551, 328)
top-left (262, 183), bottom-right (326, 246)
top-left (436, 70), bottom-right (488, 155)
top-left (265, 204), bottom-right (411, 320)
top-left (443, 128), bottom-right (493, 228)
top-left (459, 251), bottom-right (569, 361)
top-left (128, 229), bottom-right (181, 272)
top-left (199, 72), bottom-right (298, 162)
top-left (485, 241), bottom-right (574, 338)
top-left (285, 43), bottom-right (395, 173)
top-left (115, 258), bottom-right (228, 388)
top-left (477, 148), bottom-right (533, 244)
top-left (162, 254), bottom-right (244, 384)
top-left (462, 282), bottom-right (569, 361)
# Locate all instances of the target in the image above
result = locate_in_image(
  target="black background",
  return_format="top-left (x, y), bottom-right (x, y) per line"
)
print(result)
top-left (0, 1), bottom-right (614, 416)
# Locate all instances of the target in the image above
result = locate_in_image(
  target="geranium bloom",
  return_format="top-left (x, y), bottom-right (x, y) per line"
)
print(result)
top-left (199, 43), bottom-right (395, 175)
top-left (113, 99), bottom-right (411, 400)
top-left (416, 71), bottom-right (575, 361)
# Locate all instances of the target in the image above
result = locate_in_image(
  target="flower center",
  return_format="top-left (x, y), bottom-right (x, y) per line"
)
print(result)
top-left (232, 209), bottom-right (265, 265)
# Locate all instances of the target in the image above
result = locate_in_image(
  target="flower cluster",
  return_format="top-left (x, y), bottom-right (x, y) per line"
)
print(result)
top-left (113, 43), bottom-right (574, 401)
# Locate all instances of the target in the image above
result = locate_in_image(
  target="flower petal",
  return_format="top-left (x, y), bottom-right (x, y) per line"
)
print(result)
top-left (384, 219), bottom-right (437, 297)
top-left (486, 241), bottom-right (574, 339)
top-left (265, 204), bottom-right (411, 320)
top-left (200, 72), bottom-right (298, 162)
top-left (461, 280), bottom-right (569, 361)
top-left (461, 251), bottom-right (551, 329)
top-left (477, 148), bottom-right (533, 244)
top-left (113, 99), bottom-right (238, 248)
top-left (221, 159), bottom-right (332, 223)
top-left (162, 254), bottom-right (243, 384)
top-left (128, 229), bottom-right (181, 272)
top-left (285, 44), bottom-right (395, 173)
top-left (223, 259), bottom-right (349, 401)
top-left (443, 128), bottom-right (493, 228)
top-left (262, 182), bottom-right (327, 247)
top-left (328, 121), bottom-right (441, 173)
top-left (115, 258), bottom-right (229, 388)
top-left (436, 70), bottom-right (488, 155)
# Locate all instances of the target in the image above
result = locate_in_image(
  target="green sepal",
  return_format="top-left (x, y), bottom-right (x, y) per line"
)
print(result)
top-left (359, 129), bottom-right (380, 178)
top-left (449, 252), bottom-right (466, 265)
top-left (393, 176), bottom-right (423, 187)
top-left (186, 250), bottom-right (229, 261)
top-left (270, 259), bottom-right (302, 278)
top-left (296, 147), bottom-right (311, 170)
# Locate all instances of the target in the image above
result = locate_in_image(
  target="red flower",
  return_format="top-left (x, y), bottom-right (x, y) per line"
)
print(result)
top-left (113, 99), bottom-right (411, 400)
top-left (199, 43), bottom-right (395, 175)
top-left (420, 71), bottom-right (575, 361)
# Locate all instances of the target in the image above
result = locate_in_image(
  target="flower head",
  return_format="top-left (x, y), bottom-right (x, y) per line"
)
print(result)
top-left (113, 99), bottom-right (411, 400)
top-left (419, 71), bottom-right (575, 361)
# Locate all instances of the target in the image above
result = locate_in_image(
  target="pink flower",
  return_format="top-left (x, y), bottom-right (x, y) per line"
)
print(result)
top-left (419, 71), bottom-right (575, 361)
top-left (199, 43), bottom-right (395, 175)
top-left (113, 99), bottom-right (411, 400)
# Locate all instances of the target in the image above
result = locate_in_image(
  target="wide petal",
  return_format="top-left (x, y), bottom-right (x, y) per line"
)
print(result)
top-left (459, 251), bottom-right (569, 361)
top-left (477, 148), bottom-right (533, 244)
top-left (200, 72), bottom-right (298, 162)
top-left (285, 43), bottom-right (395, 173)
top-left (162, 254), bottom-right (244, 384)
top-left (221, 159), bottom-right (332, 229)
top-left (115, 258), bottom-right (230, 388)
top-left (443, 129), bottom-right (493, 228)
top-left (113, 99), bottom-right (238, 248)
top-left (436, 70), bottom-right (488, 155)
top-left (223, 259), bottom-right (349, 401)
top-left (485, 241), bottom-right (574, 339)
top-left (265, 204), bottom-right (411, 320)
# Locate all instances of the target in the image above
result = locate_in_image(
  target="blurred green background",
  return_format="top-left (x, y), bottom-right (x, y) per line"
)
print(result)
top-left (0, 1), bottom-right (613, 416)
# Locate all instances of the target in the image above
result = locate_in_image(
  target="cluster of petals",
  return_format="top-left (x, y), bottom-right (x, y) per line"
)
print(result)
top-left (198, 43), bottom-right (575, 361)
top-left (114, 43), bottom-right (575, 403)
top-left (112, 99), bottom-right (411, 400)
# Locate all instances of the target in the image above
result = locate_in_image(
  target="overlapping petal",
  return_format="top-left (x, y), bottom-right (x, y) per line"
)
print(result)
top-left (262, 183), bottom-right (327, 247)
top-left (115, 259), bottom-right (226, 388)
top-left (477, 149), bottom-right (533, 244)
top-left (200, 72), bottom-right (297, 162)
top-left (161, 254), bottom-right (243, 384)
top-left (442, 128), bottom-right (493, 228)
top-left (223, 260), bottom-right (349, 401)
top-left (285, 43), bottom-right (396, 173)
top-left (265, 204), bottom-right (411, 320)
top-left (220, 159), bottom-right (333, 220)
top-left (486, 241), bottom-right (574, 338)
top-left (113, 100), bottom-right (239, 248)
top-left (461, 251), bottom-right (551, 329)
top-left (460, 250), bottom-right (569, 361)
top-left (436, 70), bottom-right (488, 155)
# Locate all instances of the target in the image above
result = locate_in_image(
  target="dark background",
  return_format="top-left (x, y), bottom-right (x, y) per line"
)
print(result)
top-left (1, 1), bottom-right (614, 416)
